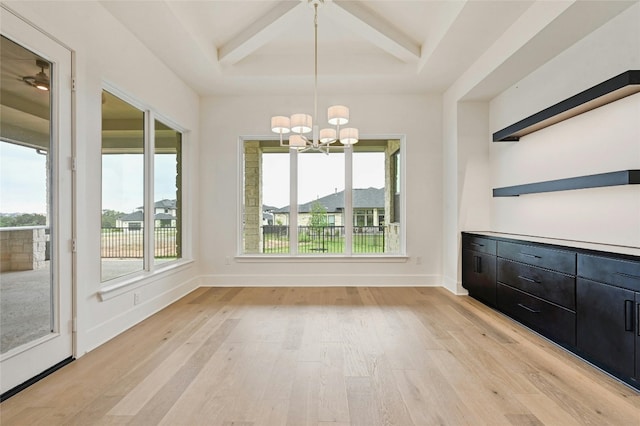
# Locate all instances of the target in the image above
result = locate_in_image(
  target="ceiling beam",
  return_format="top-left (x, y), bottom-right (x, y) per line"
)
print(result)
top-left (218, 1), bottom-right (302, 65)
top-left (417, 1), bottom-right (467, 73)
top-left (329, 0), bottom-right (420, 63)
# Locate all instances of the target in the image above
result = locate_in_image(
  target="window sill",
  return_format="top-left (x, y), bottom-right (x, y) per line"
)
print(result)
top-left (235, 255), bottom-right (409, 263)
top-left (98, 259), bottom-right (194, 301)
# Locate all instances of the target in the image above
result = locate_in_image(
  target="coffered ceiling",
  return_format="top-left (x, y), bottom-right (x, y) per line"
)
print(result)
top-left (100, 0), bottom-right (637, 98)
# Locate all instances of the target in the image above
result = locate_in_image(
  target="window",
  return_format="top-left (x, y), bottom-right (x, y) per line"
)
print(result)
top-left (154, 119), bottom-right (182, 264)
top-left (242, 139), bottom-right (403, 256)
top-left (101, 91), bottom-right (144, 281)
top-left (391, 149), bottom-right (400, 223)
top-left (101, 89), bottom-right (184, 282)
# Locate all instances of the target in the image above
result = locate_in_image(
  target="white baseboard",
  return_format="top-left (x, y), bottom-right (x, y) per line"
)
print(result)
top-left (80, 275), bottom-right (201, 356)
top-left (442, 275), bottom-right (467, 295)
top-left (200, 273), bottom-right (442, 287)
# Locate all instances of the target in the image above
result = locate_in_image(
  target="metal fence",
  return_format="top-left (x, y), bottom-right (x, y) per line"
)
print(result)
top-left (101, 227), bottom-right (178, 258)
top-left (262, 225), bottom-right (385, 254)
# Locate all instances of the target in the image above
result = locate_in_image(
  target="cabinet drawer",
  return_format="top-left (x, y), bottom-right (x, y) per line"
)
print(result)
top-left (498, 241), bottom-right (576, 274)
top-left (462, 234), bottom-right (496, 255)
top-left (577, 254), bottom-right (640, 291)
top-left (498, 258), bottom-right (575, 310)
top-left (497, 283), bottom-right (576, 347)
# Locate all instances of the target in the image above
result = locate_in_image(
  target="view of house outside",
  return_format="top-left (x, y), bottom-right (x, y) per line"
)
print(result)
top-left (250, 141), bottom-right (399, 255)
top-left (99, 91), bottom-right (183, 281)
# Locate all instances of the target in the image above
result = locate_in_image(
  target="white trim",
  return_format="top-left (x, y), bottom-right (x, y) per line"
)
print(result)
top-left (290, 148), bottom-right (298, 254)
top-left (0, 7), bottom-right (74, 393)
top-left (399, 135), bottom-right (407, 254)
top-left (344, 145), bottom-right (353, 254)
top-left (144, 109), bottom-right (154, 273)
top-left (235, 255), bottom-right (409, 263)
top-left (201, 273), bottom-right (440, 287)
top-left (238, 134), bottom-right (407, 257)
top-left (98, 259), bottom-right (194, 301)
top-left (87, 275), bottom-right (200, 354)
top-left (99, 86), bottom-right (192, 285)
top-left (236, 137), bottom-right (244, 256)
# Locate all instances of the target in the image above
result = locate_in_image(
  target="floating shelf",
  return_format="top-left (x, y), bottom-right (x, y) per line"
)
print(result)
top-left (493, 170), bottom-right (640, 197)
top-left (493, 70), bottom-right (640, 142)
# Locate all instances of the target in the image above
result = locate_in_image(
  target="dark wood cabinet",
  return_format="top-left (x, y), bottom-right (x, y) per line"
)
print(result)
top-left (495, 239), bottom-right (576, 348)
top-left (576, 253), bottom-right (640, 386)
top-left (636, 293), bottom-right (640, 382)
top-left (576, 278), bottom-right (635, 378)
top-left (498, 258), bottom-right (575, 310)
top-left (461, 232), bottom-right (640, 390)
top-left (497, 283), bottom-right (576, 346)
top-left (497, 241), bottom-right (575, 274)
top-left (462, 235), bottom-right (497, 307)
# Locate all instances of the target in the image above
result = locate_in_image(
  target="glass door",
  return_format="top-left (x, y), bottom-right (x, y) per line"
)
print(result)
top-left (0, 7), bottom-right (73, 397)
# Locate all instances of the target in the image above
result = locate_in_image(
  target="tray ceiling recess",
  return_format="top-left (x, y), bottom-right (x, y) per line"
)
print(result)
top-left (493, 70), bottom-right (640, 142)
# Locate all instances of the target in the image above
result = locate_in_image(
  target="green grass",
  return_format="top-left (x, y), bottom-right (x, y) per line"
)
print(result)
top-left (263, 235), bottom-right (384, 254)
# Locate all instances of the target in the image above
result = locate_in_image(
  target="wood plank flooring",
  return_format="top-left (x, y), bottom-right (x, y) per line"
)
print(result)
top-left (1, 287), bottom-right (639, 425)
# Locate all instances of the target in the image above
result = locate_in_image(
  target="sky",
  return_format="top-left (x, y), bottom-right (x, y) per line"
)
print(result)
top-left (263, 151), bottom-right (385, 208)
top-left (102, 154), bottom-right (178, 213)
top-left (1, 141), bottom-right (384, 214)
top-left (0, 142), bottom-right (48, 214)
top-left (0, 142), bottom-right (177, 214)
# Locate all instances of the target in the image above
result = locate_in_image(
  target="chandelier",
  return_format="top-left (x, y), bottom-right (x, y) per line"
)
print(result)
top-left (270, 0), bottom-right (358, 154)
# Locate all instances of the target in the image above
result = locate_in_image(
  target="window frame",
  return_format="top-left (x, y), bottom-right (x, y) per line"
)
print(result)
top-left (99, 83), bottom-right (191, 297)
top-left (238, 136), bottom-right (406, 259)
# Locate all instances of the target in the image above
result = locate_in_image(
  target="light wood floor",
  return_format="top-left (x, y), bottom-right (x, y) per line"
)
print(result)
top-left (1, 287), bottom-right (639, 425)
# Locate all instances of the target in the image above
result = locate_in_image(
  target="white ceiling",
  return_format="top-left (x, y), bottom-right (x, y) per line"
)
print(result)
top-left (37, 1), bottom-right (640, 99)
top-left (102, 0), bottom-right (544, 96)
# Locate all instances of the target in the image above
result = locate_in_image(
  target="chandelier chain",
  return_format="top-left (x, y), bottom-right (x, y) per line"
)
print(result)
top-left (314, 1), bottom-right (318, 128)
top-left (270, 0), bottom-right (358, 152)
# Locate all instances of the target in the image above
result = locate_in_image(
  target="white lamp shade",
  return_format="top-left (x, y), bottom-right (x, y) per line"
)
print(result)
top-left (271, 116), bottom-right (291, 134)
top-left (290, 113), bottom-right (312, 133)
top-left (289, 134), bottom-right (307, 147)
top-left (319, 128), bottom-right (337, 143)
top-left (328, 105), bottom-right (349, 125)
top-left (339, 127), bottom-right (359, 145)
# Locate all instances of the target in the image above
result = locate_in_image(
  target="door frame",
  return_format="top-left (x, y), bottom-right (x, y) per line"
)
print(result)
top-left (0, 5), bottom-right (75, 397)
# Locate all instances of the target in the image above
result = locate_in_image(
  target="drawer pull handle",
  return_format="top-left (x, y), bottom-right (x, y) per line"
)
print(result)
top-left (470, 243), bottom-right (485, 247)
top-left (474, 255), bottom-right (482, 273)
top-left (517, 303), bottom-right (540, 314)
top-left (520, 253), bottom-right (541, 259)
top-left (625, 300), bottom-right (634, 332)
top-left (615, 272), bottom-right (640, 281)
top-left (518, 275), bottom-right (541, 284)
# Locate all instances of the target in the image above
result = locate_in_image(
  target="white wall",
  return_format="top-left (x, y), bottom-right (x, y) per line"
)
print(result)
top-left (489, 3), bottom-right (640, 248)
top-left (442, 2), bottom-right (640, 294)
top-left (199, 94), bottom-right (443, 287)
top-left (4, 1), bottom-right (201, 356)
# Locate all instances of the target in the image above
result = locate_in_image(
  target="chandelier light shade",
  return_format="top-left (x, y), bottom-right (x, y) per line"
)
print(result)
top-left (290, 113), bottom-right (313, 134)
top-left (319, 128), bottom-right (336, 143)
top-left (339, 128), bottom-right (359, 145)
top-left (327, 105), bottom-right (349, 126)
top-left (270, 0), bottom-right (359, 153)
top-left (271, 116), bottom-right (291, 134)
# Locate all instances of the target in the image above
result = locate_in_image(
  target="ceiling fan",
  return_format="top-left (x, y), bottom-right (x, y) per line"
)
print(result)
top-left (21, 59), bottom-right (50, 91)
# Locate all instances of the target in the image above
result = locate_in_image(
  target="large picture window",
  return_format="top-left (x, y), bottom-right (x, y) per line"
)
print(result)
top-left (101, 90), bottom-right (184, 282)
top-left (242, 139), bottom-right (403, 256)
